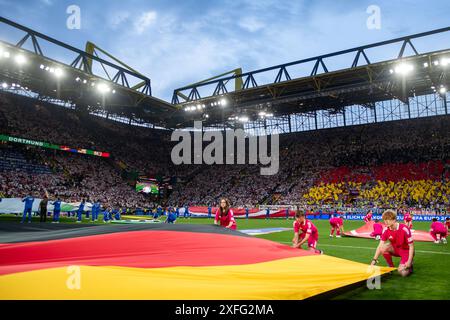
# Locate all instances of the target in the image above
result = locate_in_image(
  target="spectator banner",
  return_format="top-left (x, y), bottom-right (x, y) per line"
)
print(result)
top-left (0, 134), bottom-right (110, 158)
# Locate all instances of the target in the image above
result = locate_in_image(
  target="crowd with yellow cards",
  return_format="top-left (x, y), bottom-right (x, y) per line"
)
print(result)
top-left (303, 180), bottom-right (450, 207)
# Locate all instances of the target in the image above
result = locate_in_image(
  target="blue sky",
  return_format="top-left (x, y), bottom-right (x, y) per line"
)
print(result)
top-left (0, 0), bottom-right (449, 101)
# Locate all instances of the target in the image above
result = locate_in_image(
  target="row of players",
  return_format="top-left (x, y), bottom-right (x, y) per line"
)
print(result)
top-left (16, 195), bottom-right (183, 224)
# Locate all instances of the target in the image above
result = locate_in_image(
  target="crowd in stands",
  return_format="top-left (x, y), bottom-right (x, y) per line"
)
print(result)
top-left (1, 92), bottom-right (450, 211)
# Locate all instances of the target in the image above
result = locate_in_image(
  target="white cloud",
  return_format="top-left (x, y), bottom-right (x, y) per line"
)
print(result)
top-left (134, 11), bottom-right (157, 34)
top-left (238, 16), bottom-right (265, 32)
top-left (98, 0), bottom-right (450, 101)
top-left (108, 11), bottom-right (130, 30)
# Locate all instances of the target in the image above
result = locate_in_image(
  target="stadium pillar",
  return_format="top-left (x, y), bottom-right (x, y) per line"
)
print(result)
top-left (444, 93), bottom-right (448, 115)
top-left (314, 111), bottom-right (318, 130)
top-left (407, 100), bottom-right (411, 119)
top-left (373, 103), bottom-right (377, 123)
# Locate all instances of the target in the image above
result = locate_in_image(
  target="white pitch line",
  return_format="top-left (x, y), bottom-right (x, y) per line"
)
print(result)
top-left (279, 241), bottom-right (450, 255)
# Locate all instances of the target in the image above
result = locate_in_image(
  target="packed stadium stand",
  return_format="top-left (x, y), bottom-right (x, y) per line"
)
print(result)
top-left (1, 92), bottom-right (449, 211)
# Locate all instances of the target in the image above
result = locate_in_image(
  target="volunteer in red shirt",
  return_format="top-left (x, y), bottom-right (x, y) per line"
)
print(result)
top-left (370, 219), bottom-right (383, 240)
top-left (214, 198), bottom-right (237, 230)
top-left (292, 211), bottom-right (323, 254)
top-left (370, 210), bottom-right (415, 277)
top-left (364, 209), bottom-right (373, 223)
top-left (329, 214), bottom-right (344, 238)
top-left (429, 218), bottom-right (448, 244)
top-left (403, 210), bottom-right (413, 230)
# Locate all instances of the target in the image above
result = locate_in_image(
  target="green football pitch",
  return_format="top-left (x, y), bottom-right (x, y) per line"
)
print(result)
top-left (1, 214), bottom-right (449, 300)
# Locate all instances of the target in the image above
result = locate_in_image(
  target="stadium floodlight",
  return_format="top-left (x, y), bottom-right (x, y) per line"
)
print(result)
top-left (1, 82), bottom-right (7, 89)
top-left (441, 58), bottom-right (449, 66)
top-left (205, 114), bottom-right (209, 118)
top-left (394, 63), bottom-right (414, 75)
top-left (82, 79), bottom-right (87, 84)
top-left (258, 111), bottom-right (266, 117)
top-left (14, 54), bottom-right (26, 65)
top-left (196, 104), bottom-right (202, 110)
top-left (97, 83), bottom-right (110, 94)
top-left (3, 51), bottom-right (10, 58)
top-left (112, 89), bottom-right (116, 94)
top-left (49, 67), bottom-right (55, 73)
top-left (389, 69), bottom-right (394, 74)
top-left (266, 113), bottom-right (274, 117)
top-left (40, 64), bottom-right (45, 69)
top-left (54, 68), bottom-right (63, 78)
top-left (220, 98), bottom-right (227, 106)
top-left (439, 87), bottom-right (447, 94)
top-left (45, 66), bottom-right (50, 71)
top-left (423, 62), bottom-right (429, 68)
top-left (433, 60), bottom-right (439, 66)
top-left (75, 77), bottom-right (81, 82)
top-left (202, 104), bottom-right (206, 109)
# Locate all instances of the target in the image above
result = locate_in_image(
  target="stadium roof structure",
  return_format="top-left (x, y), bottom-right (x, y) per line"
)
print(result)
top-left (0, 16), bottom-right (449, 130)
top-left (0, 17), bottom-right (176, 128)
top-left (173, 27), bottom-right (450, 128)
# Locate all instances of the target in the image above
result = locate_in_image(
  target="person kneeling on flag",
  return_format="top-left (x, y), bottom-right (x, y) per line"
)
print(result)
top-left (430, 218), bottom-right (448, 244)
top-left (292, 211), bottom-right (323, 254)
top-left (214, 198), bottom-right (237, 230)
top-left (371, 209), bottom-right (415, 277)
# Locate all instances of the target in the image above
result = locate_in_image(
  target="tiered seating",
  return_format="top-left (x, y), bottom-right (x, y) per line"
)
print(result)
top-left (0, 147), bottom-right (52, 174)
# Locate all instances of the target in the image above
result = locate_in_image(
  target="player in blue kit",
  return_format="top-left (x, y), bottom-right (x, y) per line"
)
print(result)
top-left (76, 199), bottom-right (86, 223)
top-left (21, 194), bottom-right (35, 223)
top-left (165, 207), bottom-right (177, 224)
top-left (51, 197), bottom-right (62, 223)
top-left (103, 208), bottom-right (110, 223)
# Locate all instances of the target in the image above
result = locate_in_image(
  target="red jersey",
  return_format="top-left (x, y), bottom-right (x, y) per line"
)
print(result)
top-left (294, 219), bottom-right (318, 239)
top-left (364, 212), bottom-right (373, 223)
top-left (381, 223), bottom-right (413, 250)
top-left (430, 221), bottom-right (446, 233)
top-left (215, 208), bottom-right (237, 229)
top-left (373, 223), bottom-right (383, 235)
top-left (445, 221), bottom-right (450, 230)
top-left (404, 213), bottom-right (412, 222)
top-left (329, 217), bottom-right (339, 226)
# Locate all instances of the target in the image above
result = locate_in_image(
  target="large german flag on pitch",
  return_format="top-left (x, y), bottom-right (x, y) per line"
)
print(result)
top-left (0, 223), bottom-right (393, 299)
